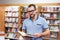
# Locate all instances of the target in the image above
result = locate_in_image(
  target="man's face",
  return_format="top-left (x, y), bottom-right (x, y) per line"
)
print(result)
top-left (28, 6), bottom-right (36, 18)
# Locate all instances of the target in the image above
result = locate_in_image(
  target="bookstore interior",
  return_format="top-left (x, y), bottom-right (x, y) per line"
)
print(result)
top-left (0, 1), bottom-right (60, 40)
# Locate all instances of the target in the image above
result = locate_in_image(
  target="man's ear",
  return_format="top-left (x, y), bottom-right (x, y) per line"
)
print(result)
top-left (34, 10), bottom-right (37, 13)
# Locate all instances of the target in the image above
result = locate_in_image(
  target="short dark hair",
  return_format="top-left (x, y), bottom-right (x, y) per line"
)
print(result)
top-left (28, 4), bottom-right (36, 10)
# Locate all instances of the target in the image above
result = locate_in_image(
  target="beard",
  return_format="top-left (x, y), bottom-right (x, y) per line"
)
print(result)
top-left (30, 14), bottom-right (35, 18)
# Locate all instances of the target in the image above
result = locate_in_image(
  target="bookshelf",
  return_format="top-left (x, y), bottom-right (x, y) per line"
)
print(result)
top-left (0, 3), bottom-right (60, 40)
top-left (20, 6), bottom-right (29, 30)
top-left (4, 6), bottom-right (20, 40)
top-left (39, 6), bottom-right (60, 40)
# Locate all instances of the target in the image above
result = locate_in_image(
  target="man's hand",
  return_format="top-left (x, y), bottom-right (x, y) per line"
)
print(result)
top-left (33, 33), bottom-right (42, 38)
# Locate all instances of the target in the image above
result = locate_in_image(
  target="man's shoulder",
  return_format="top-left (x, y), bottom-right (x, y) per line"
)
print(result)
top-left (23, 18), bottom-right (30, 22)
top-left (38, 16), bottom-right (47, 23)
top-left (39, 16), bottom-right (46, 20)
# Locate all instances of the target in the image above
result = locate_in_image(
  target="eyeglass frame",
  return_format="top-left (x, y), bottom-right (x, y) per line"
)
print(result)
top-left (27, 10), bottom-right (36, 13)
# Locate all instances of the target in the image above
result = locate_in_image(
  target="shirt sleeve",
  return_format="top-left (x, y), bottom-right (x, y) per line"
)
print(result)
top-left (42, 18), bottom-right (49, 30)
top-left (22, 21), bottom-right (26, 30)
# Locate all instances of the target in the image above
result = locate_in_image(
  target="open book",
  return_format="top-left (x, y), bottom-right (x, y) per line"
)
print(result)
top-left (18, 31), bottom-right (34, 37)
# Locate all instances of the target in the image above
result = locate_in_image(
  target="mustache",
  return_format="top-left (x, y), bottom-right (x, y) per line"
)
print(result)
top-left (30, 13), bottom-right (35, 15)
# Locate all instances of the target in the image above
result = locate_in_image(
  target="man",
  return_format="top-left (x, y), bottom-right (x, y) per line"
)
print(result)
top-left (22, 4), bottom-right (50, 40)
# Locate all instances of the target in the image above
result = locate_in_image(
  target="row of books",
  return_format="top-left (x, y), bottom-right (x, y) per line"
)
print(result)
top-left (5, 23), bottom-right (18, 27)
top-left (50, 33), bottom-right (58, 40)
top-left (40, 13), bottom-right (60, 18)
top-left (5, 18), bottom-right (18, 22)
top-left (5, 6), bottom-right (19, 11)
top-left (5, 33), bottom-right (17, 38)
top-left (41, 6), bottom-right (60, 12)
top-left (47, 20), bottom-right (60, 24)
top-left (5, 27), bottom-right (18, 33)
top-left (5, 12), bottom-right (18, 17)
top-left (49, 26), bottom-right (59, 32)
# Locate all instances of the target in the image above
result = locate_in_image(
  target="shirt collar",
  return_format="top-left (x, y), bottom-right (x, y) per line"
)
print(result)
top-left (29, 15), bottom-right (39, 21)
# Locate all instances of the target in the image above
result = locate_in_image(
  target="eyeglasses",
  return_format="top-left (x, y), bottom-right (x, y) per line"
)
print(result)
top-left (28, 10), bottom-right (35, 12)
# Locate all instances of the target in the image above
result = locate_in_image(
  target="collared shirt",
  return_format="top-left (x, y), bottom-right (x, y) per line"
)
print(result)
top-left (22, 16), bottom-right (49, 40)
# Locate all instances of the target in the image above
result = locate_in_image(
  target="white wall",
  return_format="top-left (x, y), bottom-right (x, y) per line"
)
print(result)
top-left (0, 0), bottom-right (60, 4)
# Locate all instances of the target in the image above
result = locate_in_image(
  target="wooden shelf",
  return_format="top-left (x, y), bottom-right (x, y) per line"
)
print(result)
top-left (5, 21), bottom-right (18, 23)
top-left (5, 11), bottom-right (18, 12)
top-left (46, 18), bottom-right (60, 20)
top-left (5, 37), bottom-right (18, 40)
top-left (50, 36), bottom-right (57, 39)
top-left (5, 16), bottom-right (18, 18)
top-left (50, 30), bottom-right (59, 32)
top-left (40, 11), bottom-right (60, 13)
top-left (5, 27), bottom-right (17, 28)
top-left (48, 24), bottom-right (59, 26)
top-left (4, 6), bottom-right (21, 39)
top-left (42, 37), bottom-right (57, 40)
top-left (7, 32), bottom-right (17, 34)
top-left (39, 6), bottom-right (60, 40)
top-left (42, 37), bottom-right (50, 40)
top-left (0, 34), bottom-right (5, 36)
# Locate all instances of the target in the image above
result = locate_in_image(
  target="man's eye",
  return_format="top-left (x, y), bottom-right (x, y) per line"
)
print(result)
top-left (28, 10), bottom-right (35, 12)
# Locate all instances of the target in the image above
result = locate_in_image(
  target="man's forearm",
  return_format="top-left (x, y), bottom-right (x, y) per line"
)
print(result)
top-left (41, 29), bottom-right (50, 36)
top-left (22, 29), bottom-right (26, 33)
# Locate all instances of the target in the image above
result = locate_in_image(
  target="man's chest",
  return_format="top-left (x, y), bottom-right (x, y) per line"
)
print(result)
top-left (25, 20), bottom-right (43, 29)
